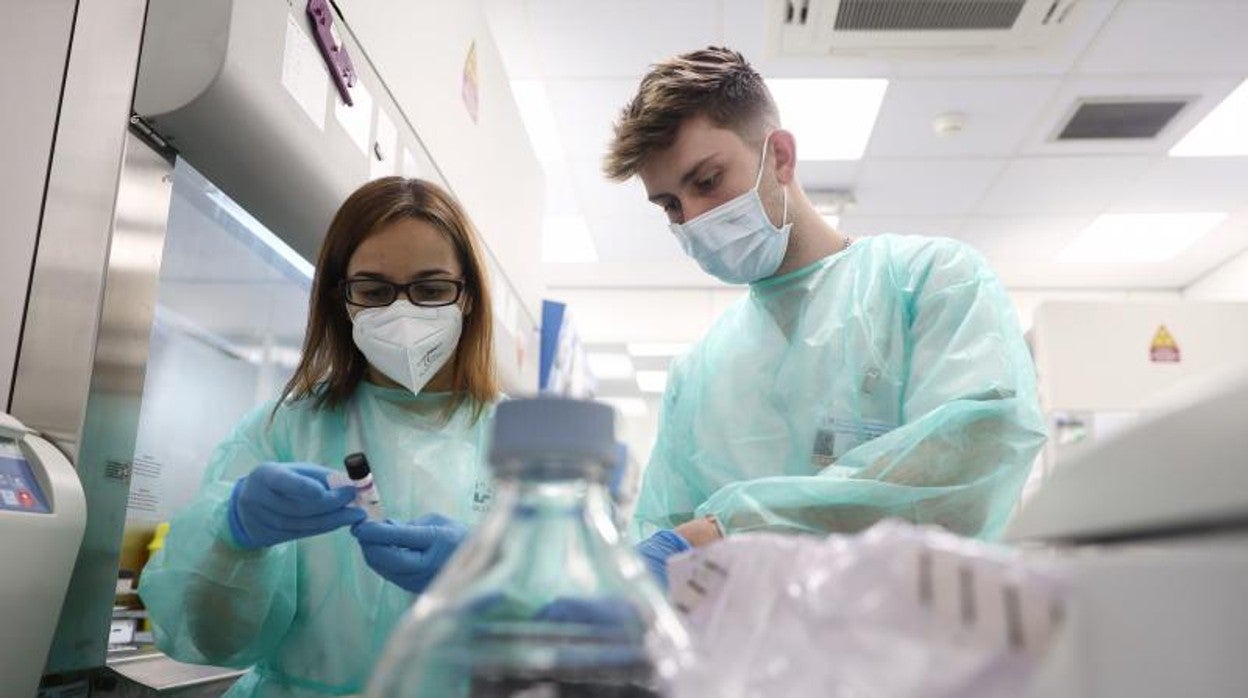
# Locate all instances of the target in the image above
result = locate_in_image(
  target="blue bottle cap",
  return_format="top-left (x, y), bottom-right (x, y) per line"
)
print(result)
top-left (489, 397), bottom-right (617, 479)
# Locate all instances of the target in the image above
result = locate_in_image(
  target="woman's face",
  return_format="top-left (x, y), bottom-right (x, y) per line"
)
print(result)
top-left (345, 217), bottom-right (465, 319)
top-left (345, 217), bottom-right (467, 390)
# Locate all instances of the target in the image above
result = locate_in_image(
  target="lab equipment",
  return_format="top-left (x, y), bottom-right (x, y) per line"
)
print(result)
top-left (1010, 369), bottom-right (1248, 698)
top-left (138, 387), bottom-right (496, 697)
top-left (353, 513), bottom-right (468, 594)
top-left (227, 462), bottom-right (364, 549)
top-left (633, 234), bottom-right (1047, 541)
top-left (367, 397), bottom-right (693, 697)
top-left (635, 529), bottom-right (692, 590)
top-left (0, 413), bottom-right (87, 698)
top-left (332, 452), bottom-right (385, 520)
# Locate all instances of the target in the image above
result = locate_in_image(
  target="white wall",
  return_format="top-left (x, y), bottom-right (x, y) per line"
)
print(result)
top-left (335, 0), bottom-right (546, 321)
top-left (1031, 300), bottom-right (1248, 412)
top-left (0, 1), bottom-right (77, 409)
top-left (1185, 248), bottom-right (1248, 301)
top-left (1010, 289), bottom-right (1183, 333)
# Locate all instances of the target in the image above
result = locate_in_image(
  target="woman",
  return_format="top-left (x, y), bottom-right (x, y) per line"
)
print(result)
top-left (140, 177), bottom-right (501, 697)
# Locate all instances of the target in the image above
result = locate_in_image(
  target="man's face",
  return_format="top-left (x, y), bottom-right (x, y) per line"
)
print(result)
top-left (638, 115), bottom-right (769, 225)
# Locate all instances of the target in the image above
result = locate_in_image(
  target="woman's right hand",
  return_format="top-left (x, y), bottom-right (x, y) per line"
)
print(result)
top-left (227, 463), bottom-right (366, 549)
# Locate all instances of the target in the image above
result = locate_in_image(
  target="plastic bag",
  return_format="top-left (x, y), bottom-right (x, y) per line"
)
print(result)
top-left (667, 519), bottom-right (1067, 698)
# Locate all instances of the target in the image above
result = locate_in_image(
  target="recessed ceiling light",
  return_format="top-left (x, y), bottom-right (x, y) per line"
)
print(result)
top-left (586, 353), bottom-right (635, 380)
top-left (765, 79), bottom-right (888, 160)
top-left (1058, 212), bottom-right (1228, 264)
top-left (542, 214), bottom-right (598, 263)
top-left (1170, 79), bottom-right (1248, 157)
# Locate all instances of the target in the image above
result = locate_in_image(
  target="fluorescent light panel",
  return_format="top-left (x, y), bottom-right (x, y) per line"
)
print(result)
top-left (765, 78), bottom-right (888, 160)
top-left (1170, 79), bottom-right (1248, 157)
top-left (636, 370), bottom-right (668, 393)
top-left (1058, 212), bottom-right (1227, 264)
top-left (510, 79), bottom-right (566, 162)
top-left (586, 352), bottom-right (635, 380)
top-left (542, 214), bottom-right (598, 263)
top-left (627, 342), bottom-right (690, 357)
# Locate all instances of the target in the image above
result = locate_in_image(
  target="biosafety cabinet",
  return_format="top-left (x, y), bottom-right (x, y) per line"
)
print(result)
top-left (4, 1), bottom-right (543, 693)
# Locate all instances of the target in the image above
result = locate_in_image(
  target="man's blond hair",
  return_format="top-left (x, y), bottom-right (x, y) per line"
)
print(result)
top-left (603, 47), bottom-right (779, 181)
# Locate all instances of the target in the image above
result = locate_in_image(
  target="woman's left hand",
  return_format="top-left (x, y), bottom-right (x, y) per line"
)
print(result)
top-left (352, 513), bottom-right (467, 593)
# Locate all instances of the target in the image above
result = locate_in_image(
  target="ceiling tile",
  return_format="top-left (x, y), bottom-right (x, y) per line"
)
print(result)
top-left (1076, 1), bottom-right (1248, 75)
top-left (586, 212), bottom-right (688, 264)
top-left (796, 160), bottom-right (861, 190)
top-left (544, 79), bottom-right (640, 165)
top-left (855, 159), bottom-right (1007, 216)
top-left (975, 156), bottom-right (1154, 216)
top-left (838, 215), bottom-right (965, 238)
top-left (1111, 158), bottom-right (1248, 214)
top-left (527, 0), bottom-right (719, 79)
top-left (567, 158), bottom-right (653, 217)
top-left (865, 78), bottom-right (1061, 158)
top-left (961, 210), bottom-right (1248, 288)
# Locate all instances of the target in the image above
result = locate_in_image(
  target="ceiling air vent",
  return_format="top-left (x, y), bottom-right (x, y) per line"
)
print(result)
top-left (770, 0), bottom-right (1083, 56)
top-left (1057, 99), bottom-right (1190, 140)
top-left (833, 1), bottom-right (1026, 31)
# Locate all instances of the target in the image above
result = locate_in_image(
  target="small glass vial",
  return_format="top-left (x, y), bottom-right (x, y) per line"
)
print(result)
top-left (341, 452), bottom-right (384, 520)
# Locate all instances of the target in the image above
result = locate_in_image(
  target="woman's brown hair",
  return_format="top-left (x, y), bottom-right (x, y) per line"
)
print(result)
top-left (277, 177), bottom-right (499, 422)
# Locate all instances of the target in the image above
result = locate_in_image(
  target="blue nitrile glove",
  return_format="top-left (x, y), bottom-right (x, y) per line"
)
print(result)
top-left (352, 513), bottom-right (468, 594)
top-left (228, 462), bottom-right (366, 549)
top-left (635, 530), bottom-right (692, 591)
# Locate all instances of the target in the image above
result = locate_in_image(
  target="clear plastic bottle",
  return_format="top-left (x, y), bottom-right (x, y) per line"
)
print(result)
top-left (367, 398), bottom-right (693, 697)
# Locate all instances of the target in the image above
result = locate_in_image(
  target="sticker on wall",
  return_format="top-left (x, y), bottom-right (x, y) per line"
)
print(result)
top-left (462, 40), bottom-right (480, 124)
top-left (281, 13), bottom-right (329, 130)
top-left (335, 79), bottom-right (374, 157)
top-left (1149, 324), bottom-right (1181, 363)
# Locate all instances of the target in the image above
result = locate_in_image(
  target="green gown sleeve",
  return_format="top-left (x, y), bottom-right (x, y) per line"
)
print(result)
top-left (138, 402), bottom-right (300, 667)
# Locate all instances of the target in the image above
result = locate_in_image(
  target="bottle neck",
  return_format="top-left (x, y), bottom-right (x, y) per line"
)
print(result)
top-left (496, 477), bottom-right (619, 544)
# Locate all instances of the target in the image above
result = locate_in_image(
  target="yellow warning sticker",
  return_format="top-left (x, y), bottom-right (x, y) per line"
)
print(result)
top-left (1150, 324), bottom-right (1181, 363)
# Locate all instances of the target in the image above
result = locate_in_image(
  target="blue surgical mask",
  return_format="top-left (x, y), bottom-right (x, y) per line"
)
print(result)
top-left (669, 133), bottom-right (791, 284)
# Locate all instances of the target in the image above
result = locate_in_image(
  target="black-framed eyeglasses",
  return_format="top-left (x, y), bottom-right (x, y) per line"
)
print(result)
top-left (341, 278), bottom-right (466, 308)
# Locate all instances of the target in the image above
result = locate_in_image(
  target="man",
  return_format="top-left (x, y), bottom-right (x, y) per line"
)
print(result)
top-left (621, 48), bottom-right (1047, 581)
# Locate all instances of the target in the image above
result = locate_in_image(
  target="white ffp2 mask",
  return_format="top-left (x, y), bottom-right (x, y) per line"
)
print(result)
top-left (351, 301), bottom-right (463, 395)
top-left (669, 133), bottom-right (791, 284)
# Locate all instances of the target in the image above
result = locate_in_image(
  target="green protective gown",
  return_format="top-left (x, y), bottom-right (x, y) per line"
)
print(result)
top-left (631, 234), bottom-right (1047, 542)
top-left (139, 382), bottom-right (496, 697)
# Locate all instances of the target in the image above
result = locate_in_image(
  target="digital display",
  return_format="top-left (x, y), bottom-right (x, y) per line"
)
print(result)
top-left (0, 439), bottom-right (51, 514)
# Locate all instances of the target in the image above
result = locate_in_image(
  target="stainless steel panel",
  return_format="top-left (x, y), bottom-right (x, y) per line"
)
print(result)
top-left (11, 0), bottom-right (161, 675)
top-left (42, 133), bottom-right (173, 674)
top-left (0, 0), bottom-right (78, 411)
top-left (11, 0), bottom-right (150, 457)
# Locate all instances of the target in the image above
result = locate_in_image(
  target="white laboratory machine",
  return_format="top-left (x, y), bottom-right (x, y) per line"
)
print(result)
top-left (1011, 372), bottom-right (1248, 697)
top-left (0, 413), bottom-right (87, 697)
